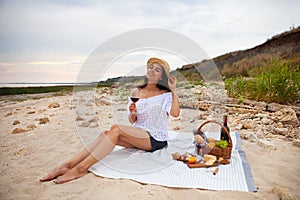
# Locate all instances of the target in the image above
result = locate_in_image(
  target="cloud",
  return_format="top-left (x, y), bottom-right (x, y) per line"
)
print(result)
top-left (0, 0), bottom-right (299, 83)
top-left (0, 63), bottom-right (81, 83)
top-left (0, 62), bottom-right (15, 66)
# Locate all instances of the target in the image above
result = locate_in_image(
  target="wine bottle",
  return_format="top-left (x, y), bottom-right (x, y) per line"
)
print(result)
top-left (220, 115), bottom-right (230, 143)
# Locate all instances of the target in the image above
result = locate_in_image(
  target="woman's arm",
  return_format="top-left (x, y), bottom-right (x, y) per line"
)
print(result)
top-left (168, 76), bottom-right (180, 117)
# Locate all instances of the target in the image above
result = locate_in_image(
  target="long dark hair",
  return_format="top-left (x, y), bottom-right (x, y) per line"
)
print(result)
top-left (138, 66), bottom-right (171, 92)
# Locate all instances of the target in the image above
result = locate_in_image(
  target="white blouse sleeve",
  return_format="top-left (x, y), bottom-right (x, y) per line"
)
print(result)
top-left (164, 93), bottom-right (172, 114)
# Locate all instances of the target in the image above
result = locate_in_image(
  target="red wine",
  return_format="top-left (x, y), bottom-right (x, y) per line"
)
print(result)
top-left (130, 97), bottom-right (139, 103)
top-left (220, 115), bottom-right (230, 143)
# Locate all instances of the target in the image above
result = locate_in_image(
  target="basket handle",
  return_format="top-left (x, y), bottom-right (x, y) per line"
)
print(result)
top-left (196, 120), bottom-right (232, 146)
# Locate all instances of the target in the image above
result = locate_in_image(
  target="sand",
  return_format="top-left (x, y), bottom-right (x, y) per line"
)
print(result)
top-left (0, 91), bottom-right (299, 200)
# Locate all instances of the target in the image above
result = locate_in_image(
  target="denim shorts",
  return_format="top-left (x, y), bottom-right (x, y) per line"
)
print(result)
top-left (147, 132), bottom-right (168, 152)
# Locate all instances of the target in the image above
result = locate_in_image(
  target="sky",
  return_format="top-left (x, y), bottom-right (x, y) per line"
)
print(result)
top-left (0, 0), bottom-right (299, 83)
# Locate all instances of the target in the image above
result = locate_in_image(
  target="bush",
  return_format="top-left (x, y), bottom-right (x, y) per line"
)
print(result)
top-left (225, 61), bottom-right (300, 104)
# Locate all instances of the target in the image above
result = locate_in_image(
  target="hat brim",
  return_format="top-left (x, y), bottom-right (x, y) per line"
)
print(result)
top-left (147, 57), bottom-right (170, 76)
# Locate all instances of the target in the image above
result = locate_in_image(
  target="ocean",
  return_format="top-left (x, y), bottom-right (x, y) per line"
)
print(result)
top-left (0, 83), bottom-right (90, 88)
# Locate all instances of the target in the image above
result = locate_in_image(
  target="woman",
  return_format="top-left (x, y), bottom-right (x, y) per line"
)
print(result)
top-left (40, 57), bottom-right (180, 184)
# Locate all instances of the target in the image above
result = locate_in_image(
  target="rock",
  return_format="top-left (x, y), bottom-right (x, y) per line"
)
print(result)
top-left (239, 132), bottom-right (247, 139)
top-left (236, 123), bottom-right (243, 130)
top-left (229, 107), bottom-right (251, 114)
top-left (261, 117), bottom-right (271, 125)
top-left (256, 129), bottom-right (265, 138)
top-left (253, 117), bottom-right (260, 122)
top-left (273, 127), bottom-right (289, 136)
top-left (171, 117), bottom-right (182, 122)
top-left (76, 116), bottom-right (85, 121)
top-left (242, 120), bottom-right (257, 130)
top-left (85, 102), bottom-right (94, 107)
top-left (198, 103), bottom-right (211, 111)
top-left (173, 126), bottom-right (182, 130)
top-left (292, 139), bottom-right (300, 147)
top-left (13, 120), bottom-right (20, 125)
top-left (38, 109), bottom-right (47, 113)
top-left (198, 113), bottom-right (207, 120)
top-left (117, 108), bottom-right (127, 111)
top-left (89, 123), bottom-right (99, 128)
top-left (5, 112), bottom-right (13, 117)
top-left (27, 111), bottom-right (35, 114)
top-left (88, 116), bottom-right (99, 123)
top-left (231, 118), bottom-right (243, 130)
top-left (26, 124), bottom-right (37, 130)
top-left (39, 117), bottom-right (50, 124)
top-left (296, 110), bottom-right (300, 118)
top-left (193, 86), bottom-right (205, 95)
top-left (244, 132), bottom-right (257, 142)
top-left (80, 121), bottom-right (90, 127)
top-left (12, 128), bottom-right (27, 134)
top-left (256, 139), bottom-right (277, 151)
top-left (272, 108), bottom-right (299, 127)
top-left (272, 186), bottom-right (297, 200)
top-left (256, 113), bottom-right (268, 118)
top-left (267, 103), bottom-right (284, 112)
top-left (180, 101), bottom-right (198, 109)
top-left (48, 102), bottom-right (60, 108)
top-left (254, 101), bottom-right (267, 111)
top-left (276, 122), bottom-right (284, 128)
top-left (95, 97), bottom-right (112, 106)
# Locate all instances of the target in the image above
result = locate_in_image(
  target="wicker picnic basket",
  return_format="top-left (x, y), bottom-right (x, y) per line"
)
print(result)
top-left (195, 120), bottom-right (232, 159)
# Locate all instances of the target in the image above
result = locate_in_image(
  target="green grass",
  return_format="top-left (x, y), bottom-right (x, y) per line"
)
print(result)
top-left (225, 61), bottom-right (300, 104)
top-left (0, 86), bottom-right (72, 96)
top-left (0, 85), bottom-right (98, 96)
top-left (112, 87), bottom-right (130, 102)
top-left (189, 80), bottom-right (205, 86)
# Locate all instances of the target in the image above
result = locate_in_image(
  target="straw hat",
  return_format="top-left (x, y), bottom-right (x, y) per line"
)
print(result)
top-left (147, 57), bottom-right (170, 77)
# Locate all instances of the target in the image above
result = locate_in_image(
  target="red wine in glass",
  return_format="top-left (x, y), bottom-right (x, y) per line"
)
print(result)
top-left (130, 97), bottom-right (139, 103)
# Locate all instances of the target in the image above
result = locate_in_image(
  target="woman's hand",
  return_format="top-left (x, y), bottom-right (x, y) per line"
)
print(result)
top-left (129, 103), bottom-right (137, 113)
top-left (168, 75), bottom-right (177, 92)
top-left (168, 75), bottom-right (180, 117)
top-left (129, 103), bottom-right (137, 123)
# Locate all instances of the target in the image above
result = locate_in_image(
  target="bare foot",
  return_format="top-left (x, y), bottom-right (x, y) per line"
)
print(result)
top-left (53, 167), bottom-right (88, 184)
top-left (40, 165), bottom-right (70, 182)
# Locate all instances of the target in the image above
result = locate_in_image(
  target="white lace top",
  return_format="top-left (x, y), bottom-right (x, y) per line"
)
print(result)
top-left (128, 92), bottom-right (172, 141)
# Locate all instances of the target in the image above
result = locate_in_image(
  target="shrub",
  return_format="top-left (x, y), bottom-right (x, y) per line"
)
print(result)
top-left (225, 61), bottom-right (300, 104)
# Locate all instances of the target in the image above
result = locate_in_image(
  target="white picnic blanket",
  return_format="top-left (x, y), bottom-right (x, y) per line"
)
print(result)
top-left (89, 131), bottom-right (256, 192)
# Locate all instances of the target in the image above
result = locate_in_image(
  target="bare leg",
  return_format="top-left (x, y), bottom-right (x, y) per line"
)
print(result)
top-left (53, 124), bottom-right (151, 184)
top-left (40, 132), bottom-right (107, 182)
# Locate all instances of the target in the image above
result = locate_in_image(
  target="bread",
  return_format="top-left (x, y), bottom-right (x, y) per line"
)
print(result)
top-left (220, 159), bottom-right (230, 165)
top-left (207, 137), bottom-right (215, 143)
top-left (203, 155), bottom-right (216, 162)
top-left (208, 142), bottom-right (215, 148)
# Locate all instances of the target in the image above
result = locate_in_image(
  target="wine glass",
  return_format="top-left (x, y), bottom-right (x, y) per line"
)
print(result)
top-left (130, 96), bottom-right (139, 103)
top-left (130, 90), bottom-right (139, 103)
top-left (196, 142), bottom-right (206, 163)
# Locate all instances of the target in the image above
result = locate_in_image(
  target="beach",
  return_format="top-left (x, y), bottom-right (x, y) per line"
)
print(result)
top-left (0, 87), bottom-right (299, 200)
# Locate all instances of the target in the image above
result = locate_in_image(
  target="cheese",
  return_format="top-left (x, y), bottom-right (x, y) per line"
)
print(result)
top-left (204, 154), bottom-right (217, 166)
top-left (205, 159), bottom-right (216, 165)
top-left (203, 155), bottom-right (216, 162)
